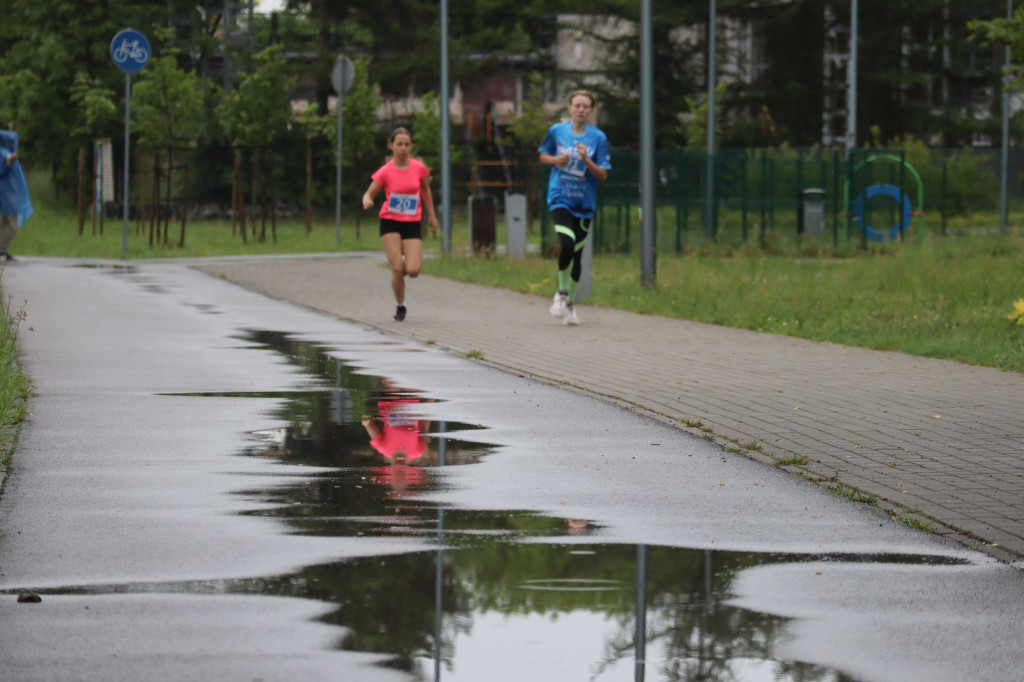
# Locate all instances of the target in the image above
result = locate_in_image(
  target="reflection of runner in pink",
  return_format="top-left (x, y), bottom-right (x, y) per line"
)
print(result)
top-left (361, 399), bottom-right (429, 464)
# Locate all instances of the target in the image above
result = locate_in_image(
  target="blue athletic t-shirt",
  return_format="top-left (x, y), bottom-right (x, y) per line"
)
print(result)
top-left (538, 122), bottom-right (611, 219)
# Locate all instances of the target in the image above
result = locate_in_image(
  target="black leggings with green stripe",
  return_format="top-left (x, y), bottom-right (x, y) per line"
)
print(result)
top-left (551, 208), bottom-right (591, 286)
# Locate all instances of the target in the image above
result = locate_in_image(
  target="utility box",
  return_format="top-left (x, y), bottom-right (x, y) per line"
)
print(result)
top-left (797, 188), bottom-right (826, 236)
top-left (468, 196), bottom-right (496, 254)
top-left (505, 192), bottom-right (527, 258)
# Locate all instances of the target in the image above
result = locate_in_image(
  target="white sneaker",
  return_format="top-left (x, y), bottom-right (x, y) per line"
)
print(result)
top-left (563, 303), bottom-right (580, 325)
top-left (550, 291), bottom-right (569, 318)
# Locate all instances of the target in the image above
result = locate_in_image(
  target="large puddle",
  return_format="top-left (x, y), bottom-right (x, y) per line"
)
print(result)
top-left (23, 329), bottom-right (966, 681)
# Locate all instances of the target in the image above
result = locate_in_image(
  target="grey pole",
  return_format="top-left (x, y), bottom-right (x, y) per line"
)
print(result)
top-left (122, 72), bottom-right (131, 254)
top-left (1000, 0), bottom-right (1013, 233)
top-left (846, 0), bottom-right (859, 156)
top-left (634, 544), bottom-right (648, 681)
top-left (640, 0), bottom-right (656, 285)
top-left (336, 80), bottom-right (343, 243)
top-left (440, 0), bottom-right (452, 253)
top-left (705, 0), bottom-right (717, 240)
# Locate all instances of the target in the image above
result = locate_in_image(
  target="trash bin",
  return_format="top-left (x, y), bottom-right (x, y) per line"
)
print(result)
top-left (797, 188), bottom-right (826, 236)
top-left (469, 196), bottom-right (496, 254)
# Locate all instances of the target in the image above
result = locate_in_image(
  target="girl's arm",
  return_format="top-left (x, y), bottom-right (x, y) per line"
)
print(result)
top-left (361, 417), bottom-right (381, 439)
top-left (420, 177), bottom-right (438, 232)
top-left (362, 180), bottom-right (383, 210)
top-left (539, 151), bottom-right (568, 168)
top-left (577, 144), bottom-right (608, 182)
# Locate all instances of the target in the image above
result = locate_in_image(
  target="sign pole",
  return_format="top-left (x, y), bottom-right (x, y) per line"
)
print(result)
top-left (440, 0), bottom-right (451, 253)
top-left (122, 73), bottom-right (132, 253)
top-left (640, 0), bottom-right (656, 285)
top-left (110, 28), bottom-right (151, 255)
top-left (331, 57), bottom-right (354, 245)
top-left (336, 87), bottom-right (343, 243)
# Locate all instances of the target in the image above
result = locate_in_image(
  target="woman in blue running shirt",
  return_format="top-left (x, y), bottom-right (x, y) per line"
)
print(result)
top-left (538, 90), bottom-right (611, 325)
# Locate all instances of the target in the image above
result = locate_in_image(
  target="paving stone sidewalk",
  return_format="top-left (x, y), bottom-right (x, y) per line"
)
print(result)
top-left (198, 255), bottom-right (1024, 564)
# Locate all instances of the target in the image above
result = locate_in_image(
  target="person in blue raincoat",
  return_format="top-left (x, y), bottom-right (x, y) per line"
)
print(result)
top-left (0, 130), bottom-right (33, 262)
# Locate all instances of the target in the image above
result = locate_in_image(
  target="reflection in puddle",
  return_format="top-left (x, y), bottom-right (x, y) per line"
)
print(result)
top-left (31, 330), bottom-right (964, 680)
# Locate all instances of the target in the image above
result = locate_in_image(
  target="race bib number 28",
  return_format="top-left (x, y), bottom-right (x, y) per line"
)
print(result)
top-left (388, 193), bottom-right (419, 216)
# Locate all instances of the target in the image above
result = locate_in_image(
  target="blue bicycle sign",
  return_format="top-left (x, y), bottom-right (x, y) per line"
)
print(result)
top-left (110, 29), bottom-right (151, 73)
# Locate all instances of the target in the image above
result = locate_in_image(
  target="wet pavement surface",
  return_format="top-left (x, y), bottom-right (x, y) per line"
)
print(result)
top-left (199, 254), bottom-right (1024, 565)
top-left (1, 257), bottom-right (1023, 682)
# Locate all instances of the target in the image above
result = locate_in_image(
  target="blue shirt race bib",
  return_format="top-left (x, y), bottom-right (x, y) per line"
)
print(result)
top-left (538, 122), bottom-right (611, 219)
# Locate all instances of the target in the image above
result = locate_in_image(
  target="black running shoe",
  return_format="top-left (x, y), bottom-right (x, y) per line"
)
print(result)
top-left (394, 305), bottom-right (407, 321)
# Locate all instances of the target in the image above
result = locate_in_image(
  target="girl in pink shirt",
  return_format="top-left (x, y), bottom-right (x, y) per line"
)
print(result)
top-left (361, 127), bottom-right (439, 321)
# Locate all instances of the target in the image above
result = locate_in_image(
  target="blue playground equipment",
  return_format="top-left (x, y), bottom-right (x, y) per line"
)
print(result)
top-left (853, 183), bottom-right (913, 241)
top-left (844, 155), bottom-right (924, 242)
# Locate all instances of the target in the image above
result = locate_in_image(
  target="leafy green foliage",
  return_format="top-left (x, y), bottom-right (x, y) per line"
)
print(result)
top-left (411, 91), bottom-right (444, 171)
top-left (682, 82), bottom-right (729, 150)
top-left (0, 0), bottom-right (167, 179)
top-left (69, 72), bottom-right (118, 143)
top-left (333, 58), bottom-right (382, 177)
top-left (216, 45), bottom-right (296, 150)
top-left (503, 71), bottom-right (556, 150)
top-left (132, 54), bottom-right (206, 151)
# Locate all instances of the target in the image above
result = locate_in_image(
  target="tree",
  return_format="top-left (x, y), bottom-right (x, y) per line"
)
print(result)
top-left (216, 45), bottom-right (297, 242)
top-left (0, 0), bottom-right (167, 186)
top-left (132, 45), bottom-right (207, 247)
top-left (69, 73), bottom-right (117, 235)
top-left (327, 57), bottom-right (381, 238)
top-left (504, 71), bottom-right (555, 151)
top-left (557, 1), bottom-right (706, 148)
top-left (295, 104), bottom-right (334, 235)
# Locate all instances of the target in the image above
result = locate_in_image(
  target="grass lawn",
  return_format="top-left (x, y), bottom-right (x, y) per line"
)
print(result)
top-left (428, 232), bottom-right (1024, 373)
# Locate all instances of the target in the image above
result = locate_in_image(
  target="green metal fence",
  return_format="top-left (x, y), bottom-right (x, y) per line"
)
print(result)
top-left (537, 146), bottom-right (1012, 254)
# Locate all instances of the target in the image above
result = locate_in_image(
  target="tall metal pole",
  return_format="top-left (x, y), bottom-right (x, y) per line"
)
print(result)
top-left (122, 72), bottom-right (131, 254)
top-left (440, 0), bottom-right (452, 252)
top-left (335, 84), bottom-right (343, 243)
top-left (1000, 0), bottom-right (1013, 233)
top-left (846, 0), bottom-right (859, 156)
top-left (640, 0), bottom-right (656, 285)
top-left (634, 544), bottom-right (649, 682)
top-left (705, 0), bottom-right (717, 240)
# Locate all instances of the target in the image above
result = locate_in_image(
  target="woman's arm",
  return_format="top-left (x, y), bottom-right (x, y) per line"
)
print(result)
top-left (362, 180), bottom-right (382, 210)
top-left (576, 144), bottom-right (608, 183)
top-left (361, 417), bottom-right (381, 439)
top-left (539, 152), bottom-right (568, 168)
top-left (420, 177), bottom-right (438, 232)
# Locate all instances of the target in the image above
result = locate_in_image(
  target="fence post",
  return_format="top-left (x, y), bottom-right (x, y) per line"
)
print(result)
top-left (941, 160), bottom-right (948, 236)
top-left (760, 147), bottom-right (768, 246)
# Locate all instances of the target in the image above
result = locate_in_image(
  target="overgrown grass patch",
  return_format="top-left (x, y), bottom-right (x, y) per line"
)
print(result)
top-left (823, 483), bottom-right (878, 505)
top-left (0, 283), bottom-right (30, 465)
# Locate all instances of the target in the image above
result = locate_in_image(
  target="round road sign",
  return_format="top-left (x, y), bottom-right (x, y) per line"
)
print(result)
top-left (111, 29), bottom-right (151, 73)
top-left (332, 57), bottom-right (355, 94)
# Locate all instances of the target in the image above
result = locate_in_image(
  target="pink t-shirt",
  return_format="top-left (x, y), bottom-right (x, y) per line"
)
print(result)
top-left (371, 158), bottom-right (430, 222)
top-left (368, 400), bottom-right (427, 461)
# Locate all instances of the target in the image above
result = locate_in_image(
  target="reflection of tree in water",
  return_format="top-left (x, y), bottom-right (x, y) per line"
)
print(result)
top-left (238, 544), bottom-right (841, 679)
top-left (226, 332), bottom-right (841, 679)
top-left (590, 548), bottom-right (840, 681)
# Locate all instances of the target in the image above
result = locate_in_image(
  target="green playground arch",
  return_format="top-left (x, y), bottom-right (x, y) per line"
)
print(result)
top-left (843, 154), bottom-right (924, 241)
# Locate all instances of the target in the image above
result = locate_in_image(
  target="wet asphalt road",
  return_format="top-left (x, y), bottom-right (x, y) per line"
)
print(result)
top-left (1, 257), bottom-right (1023, 682)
